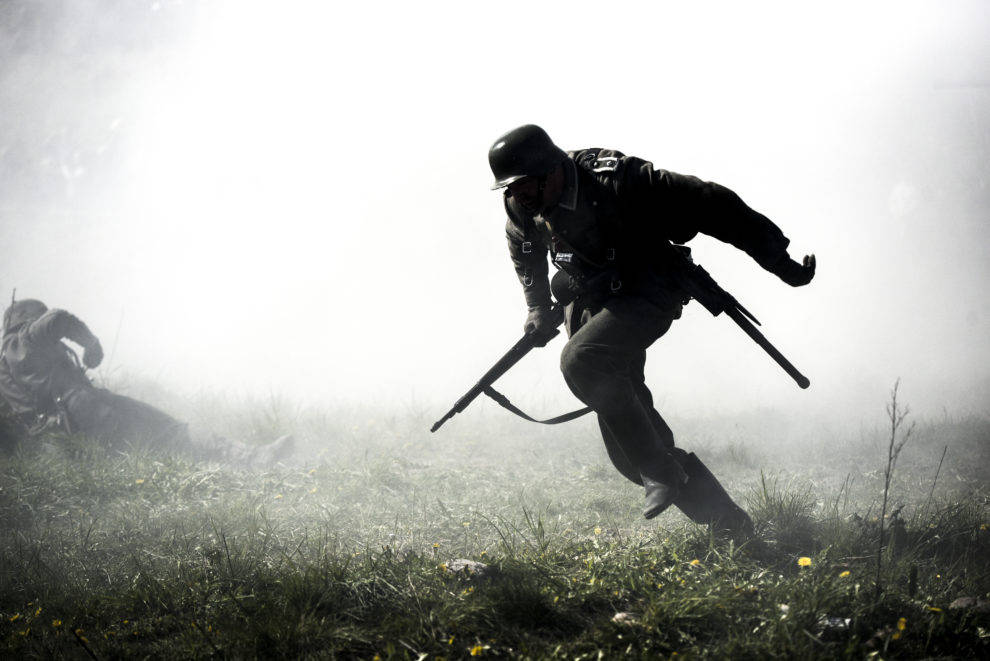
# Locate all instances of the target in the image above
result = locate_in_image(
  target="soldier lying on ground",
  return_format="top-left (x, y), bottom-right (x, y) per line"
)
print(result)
top-left (0, 298), bottom-right (293, 466)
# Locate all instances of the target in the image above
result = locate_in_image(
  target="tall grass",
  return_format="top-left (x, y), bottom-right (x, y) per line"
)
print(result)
top-left (0, 398), bottom-right (987, 658)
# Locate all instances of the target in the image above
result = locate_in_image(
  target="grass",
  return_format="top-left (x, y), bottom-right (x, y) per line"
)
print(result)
top-left (0, 397), bottom-right (987, 659)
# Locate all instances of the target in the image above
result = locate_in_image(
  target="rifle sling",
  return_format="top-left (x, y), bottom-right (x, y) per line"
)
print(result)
top-left (482, 386), bottom-right (592, 425)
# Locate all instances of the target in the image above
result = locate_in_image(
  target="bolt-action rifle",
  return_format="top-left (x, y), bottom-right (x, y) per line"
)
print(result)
top-left (430, 270), bottom-right (610, 433)
top-left (431, 251), bottom-right (810, 432)
top-left (669, 246), bottom-right (810, 389)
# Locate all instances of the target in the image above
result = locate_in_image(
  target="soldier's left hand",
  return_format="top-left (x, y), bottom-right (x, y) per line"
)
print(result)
top-left (83, 340), bottom-right (104, 369)
top-left (775, 253), bottom-right (816, 287)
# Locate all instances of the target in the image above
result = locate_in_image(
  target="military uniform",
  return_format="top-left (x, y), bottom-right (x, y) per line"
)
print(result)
top-left (0, 300), bottom-right (293, 465)
top-left (502, 148), bottom-right (797, 527)
top-left (0, 300), bottom-right (188, 445)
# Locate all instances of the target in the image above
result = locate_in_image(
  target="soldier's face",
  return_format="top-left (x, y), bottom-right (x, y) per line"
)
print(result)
top-left (507, 177), bottom-right (544, 213)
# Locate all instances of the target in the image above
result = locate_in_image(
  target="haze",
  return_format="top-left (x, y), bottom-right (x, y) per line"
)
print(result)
top-left (2, 0), bottom-right (988, 429)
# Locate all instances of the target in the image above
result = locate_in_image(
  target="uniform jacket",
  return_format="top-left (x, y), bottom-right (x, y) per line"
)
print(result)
top-left (504, 148), bottom-right (792, 311)
top-left (0, 309), bottom-right (97, 417)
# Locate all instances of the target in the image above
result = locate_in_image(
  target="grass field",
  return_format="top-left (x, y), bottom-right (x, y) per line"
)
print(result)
top-left (0, 394), bottom-right (988, 659)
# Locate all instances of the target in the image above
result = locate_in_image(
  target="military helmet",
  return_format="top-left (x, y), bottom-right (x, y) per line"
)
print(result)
top-left (3, 299), bottom-right (47, 335)
top-left (488, 124), bottom-right (567, 190)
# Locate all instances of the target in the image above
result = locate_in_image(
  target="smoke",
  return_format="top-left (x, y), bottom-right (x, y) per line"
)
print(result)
top-left (1, 0), bottom-right (988, 427)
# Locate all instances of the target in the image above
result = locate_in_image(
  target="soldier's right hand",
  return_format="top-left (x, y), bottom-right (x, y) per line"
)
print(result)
top-left (83, 340), bottom-right (104, 369)
top-left (524, 305), bottom-right (559, 346)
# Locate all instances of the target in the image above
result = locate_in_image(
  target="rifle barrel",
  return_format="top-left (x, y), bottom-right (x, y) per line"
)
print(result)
top-left (431, 327), bottom-right (559, 432)
top-left (725, 307), bottom-right (810, 389)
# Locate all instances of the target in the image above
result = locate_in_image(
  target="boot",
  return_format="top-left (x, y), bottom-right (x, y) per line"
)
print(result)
top-left (641, 453), bottom-right (688, 520)
top-left (673, 451), bottom-right (754, 536)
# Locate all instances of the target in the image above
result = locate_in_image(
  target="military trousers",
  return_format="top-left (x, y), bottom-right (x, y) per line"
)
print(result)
top-left (61, 386), bottom-right (190, 449)
top-left (559, 294), bottom-right (681, 486)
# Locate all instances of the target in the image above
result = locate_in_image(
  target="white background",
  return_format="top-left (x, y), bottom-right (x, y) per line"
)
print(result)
top-left (1, 0), bottom-right (988, 423)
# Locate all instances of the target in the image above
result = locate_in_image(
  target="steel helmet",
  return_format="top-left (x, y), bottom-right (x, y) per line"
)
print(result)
top-left (488, 124), bottom-right (567, 190)
top-left (3, 299), bottom-right (47, 335)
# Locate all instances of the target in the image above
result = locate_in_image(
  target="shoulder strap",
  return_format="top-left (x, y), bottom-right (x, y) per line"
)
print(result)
top-left (482, 385), bottom-right (591, 425)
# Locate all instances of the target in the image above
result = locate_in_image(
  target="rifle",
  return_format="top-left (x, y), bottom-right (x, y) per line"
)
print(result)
top-left (431, 251), bottom-right (810, 433)
top-left (430, 270), bottom-right (608, 433)
top-left (671, 247), bottom-right (810, 389)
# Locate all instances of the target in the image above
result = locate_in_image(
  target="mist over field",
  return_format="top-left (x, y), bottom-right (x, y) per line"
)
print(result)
top-left (1, 0), bottom-right (988, 430)
top-left (1, 4), bottom-right (990, 657)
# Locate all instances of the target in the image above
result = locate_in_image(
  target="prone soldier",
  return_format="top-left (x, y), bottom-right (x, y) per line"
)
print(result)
top-left (489, 125), bottom-right (816, 533)
top-left (0, 298), bottom-right (293, 465)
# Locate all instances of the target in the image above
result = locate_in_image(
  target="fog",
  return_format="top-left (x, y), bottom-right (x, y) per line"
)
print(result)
top-left (2, 0), bottom-right (988, 430)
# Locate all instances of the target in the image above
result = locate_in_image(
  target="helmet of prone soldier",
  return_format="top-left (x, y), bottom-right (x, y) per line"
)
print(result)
top-left (488, 124), bottom-right (568, 190)
top-left (3, 299), bottom-right (48, 336)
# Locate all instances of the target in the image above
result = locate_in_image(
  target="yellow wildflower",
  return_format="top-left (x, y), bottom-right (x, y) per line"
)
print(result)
top-left (34, 607), bottom-right (42, 616)
top-left (462, 521), bottom-right (470, 527)
top-left (373, 655), bottom-right (382, 661)
top-left (470, 644), bottom-right (484, 656)
top-left (897, 617), bottom-right (907, 631)
top-left (594, 527), bottom-right (602, 535)
top-left (797, 557), bottom-right (812, 567)
top-left (448, 636), bottom-right (455, 645)
top-left (839, 570), bottom-right (851, 577)
top-left (433, 542), bottom-right (440, 548)
top-left (135, 478), bottom-right (145, 484)
top-left (9, 613), bottom-right (20, 622)
top-left (439, 563), bottom-right (448, 572)
top-left (892, 631), bottom-right (901, 640)
top-left (52, 619), bottom-right (62, 628)
top-left (690, 559), bottom-right (701, 566)
top-left (274, 494), bottom-right (283, 500)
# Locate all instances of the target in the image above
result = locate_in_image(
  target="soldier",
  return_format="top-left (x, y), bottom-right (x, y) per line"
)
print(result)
top-left (0, 298), bottom-right (293, 466)
top-left (489, 125), bottom-right (816, 533)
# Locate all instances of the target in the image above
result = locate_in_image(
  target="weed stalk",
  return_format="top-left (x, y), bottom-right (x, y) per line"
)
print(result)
top-left (875, 379), bottom-right (915, 601)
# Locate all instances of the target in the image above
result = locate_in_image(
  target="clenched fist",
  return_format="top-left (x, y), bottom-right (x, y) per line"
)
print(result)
top-left (83, 340), bottom-right (104, 369)
top-left (524, 305), bottom-right (561, 347)
top-left (773, 253), bottom-right (816, 287)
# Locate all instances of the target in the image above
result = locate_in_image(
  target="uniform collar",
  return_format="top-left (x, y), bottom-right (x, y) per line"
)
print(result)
top-left (533, 159), bottom-right (578, 227)
top-left (558, 158), bottom-right (578, 211)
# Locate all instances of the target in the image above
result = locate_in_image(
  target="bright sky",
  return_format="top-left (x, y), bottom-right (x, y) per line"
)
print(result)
top-left (1, 0), bottom-right (988, 423)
